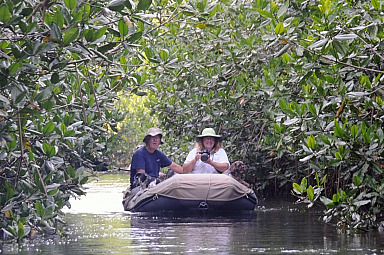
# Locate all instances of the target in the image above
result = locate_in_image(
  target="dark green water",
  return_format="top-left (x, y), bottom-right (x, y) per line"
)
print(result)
top-left (1, 172), bottom-right (384, 254)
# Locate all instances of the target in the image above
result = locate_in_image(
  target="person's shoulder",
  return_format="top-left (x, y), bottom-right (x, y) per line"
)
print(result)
top-left (133, 145), bottom-right (145, 155)
top-left (155, 149), bottom-right (166, 156)
top-left (216, 148), bottom-right (226, 153)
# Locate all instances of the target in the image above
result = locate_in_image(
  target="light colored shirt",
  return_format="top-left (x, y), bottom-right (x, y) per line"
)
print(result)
top-left (184, 148), bottom-right (230, 174)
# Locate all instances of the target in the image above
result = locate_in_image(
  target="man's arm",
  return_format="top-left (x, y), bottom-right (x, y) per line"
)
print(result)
top-left (169, 161), bottom-right (183, 173)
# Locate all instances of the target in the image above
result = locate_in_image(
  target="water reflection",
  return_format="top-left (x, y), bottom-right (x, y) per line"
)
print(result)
top-left (1, 172), bottom-right (384, 255)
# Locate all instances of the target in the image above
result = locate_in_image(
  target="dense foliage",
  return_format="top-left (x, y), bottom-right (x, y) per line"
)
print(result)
top-left (142, 0), bottom-right (384, 232)
top-left (0, 0), bottom-right (383, 240)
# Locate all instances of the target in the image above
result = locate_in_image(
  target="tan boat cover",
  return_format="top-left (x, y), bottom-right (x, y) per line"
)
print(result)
top-left (125, 174), bottom-right (254, 211)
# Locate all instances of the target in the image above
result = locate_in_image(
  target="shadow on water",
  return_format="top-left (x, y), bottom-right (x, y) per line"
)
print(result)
top-left (1, 172), bottom-right (384, 255)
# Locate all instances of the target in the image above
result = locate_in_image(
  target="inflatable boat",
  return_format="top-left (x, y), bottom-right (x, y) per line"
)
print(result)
top-left (122, 174), bottom-right (257, 213)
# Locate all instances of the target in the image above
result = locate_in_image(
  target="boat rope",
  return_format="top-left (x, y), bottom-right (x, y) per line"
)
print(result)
top-left (198, 174), bottom-right (213, 210)
top-left (204, 174), bottom-right (213, 203)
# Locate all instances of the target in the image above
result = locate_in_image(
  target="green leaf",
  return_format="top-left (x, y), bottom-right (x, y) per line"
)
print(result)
top-left (292, 183), bottom-right (302, 194)
top-left (67, 166), bottom-right (75, 178)
top-left (363, 132), bottom-right (371, 143)
top-left (35, 201), bottom-right (44, 217)
top-left (257, 9), bottom-right (273, 19)
top-left (43, 122), bottom-right (55, 135)
top-left (92, 26), bottom-right (108, 41)
top-left (332, 40), bottom-right (347, 57)
top-left (315, 173), bottom-right (320, 187)
top-left (353, 175), bottom-right (360, 186)
top-left (137, 0), bottom-right (152, 11)
top-left (107, 0), bottom-right (126, 11)
top-left (9, 61), bottom-right (23, 74)
top-left (51, 73), bottom-right (60, 84)
top-left (97, 42), bottom-right (117, 54)
top-left (118, 20), bottom-right (128, 37)
top-left (371, 0), bottom-right (381, 10)
top-left (0, 5), bottom-right (11, 23)
top-left (350, 125), bottom-right (358, 139)
top-left (282, 53), bottom-right (289, 63)
top-left (275, 22), bottom-right (284, 34)
top-left (278, 99), bottom-right (288, 111)
top-left (43, 143), bottom-right (55, 157)
top-left (335, 151), bottom-right (342, 160)
top-left (52, 11), bottom-right (64, 28)
top-left (320, 174), bottom-right (327, 185)
top-left (308, 104), bottom-right (317, 116)
top-left (334, 119), bottom-right (345, 138)
top-left (320, 196), bottom-right (334, 208)
top-left (14, 90), bottom-right (27, 105)
top-left (17, 222), bottom-right (25, 238)
top-left (300, 177), bottom-right (307, 193)
top-left (160, 49), bottom-right (169, 62)
top-left (62, 28), bottom-right (79, 46)
top-left (65, 0), bottom-right (77, 10)
top-left (332, 193), bottom-right (339, 203)
top-left (307, 135), bottom-right (315, 149)
top-left (127, 31), bottom-right (142, 43)
top-left (307, 185), bottom-right (314, 201)
top-left (50, 22), bottom-right (62, 42)
top-left (328, 159), bottom-right (341, 167)
top-left (64, 130), bottom-right (76, 137)
top-left (5, 183), bottom-right (14, 201)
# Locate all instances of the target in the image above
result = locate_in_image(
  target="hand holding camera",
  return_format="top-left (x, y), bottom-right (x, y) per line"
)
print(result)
top-left (198, 150), bottom-right (210, 162)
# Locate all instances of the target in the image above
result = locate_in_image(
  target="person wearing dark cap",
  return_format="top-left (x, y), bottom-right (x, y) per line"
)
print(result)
top-left (130, 127), bottom-right (183, 188)
top-left (183, 128), bottom-right (230, 174)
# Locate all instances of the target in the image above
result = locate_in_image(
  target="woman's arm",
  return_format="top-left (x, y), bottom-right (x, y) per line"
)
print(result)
top-left (182, 149), bottom-right (201, 173)
top-left (205, 159), bottom-right (229, 173)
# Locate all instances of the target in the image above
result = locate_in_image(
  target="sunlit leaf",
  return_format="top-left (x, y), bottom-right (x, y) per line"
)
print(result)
top-left (308, 135), bottom-right (315, 149)
top-left (62, 28), bottom-right (79, 46)
top-left (64, 0), bottom-right (77, 10)
top-left (307, 185), bottom-right (314, 201)
top-left (334, 34), bottom-right (357, 40)
top-left (275, 22), bottom-right (284, 34)
top-left (292, 183), bottom-right (302, 194)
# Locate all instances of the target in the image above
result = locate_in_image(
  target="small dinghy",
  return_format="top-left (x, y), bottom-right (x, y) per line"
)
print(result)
top-left (122, 174), bottom-right (257, 213)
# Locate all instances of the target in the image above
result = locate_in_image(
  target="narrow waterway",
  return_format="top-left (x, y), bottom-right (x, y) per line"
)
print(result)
top-left (2, 172), bottom-right (384, 254)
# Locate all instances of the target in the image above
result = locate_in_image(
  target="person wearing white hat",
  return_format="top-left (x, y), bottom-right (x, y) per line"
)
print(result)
top-left (130, 127), bottom-right (183, 188)
top-left (183, 128), bottom-right (230, 174)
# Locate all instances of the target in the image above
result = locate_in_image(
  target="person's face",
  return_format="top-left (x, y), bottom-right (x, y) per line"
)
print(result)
top-left (148, 135), bottom-right (161, 150)
top-left (203, 137), bottom-right (215, 151)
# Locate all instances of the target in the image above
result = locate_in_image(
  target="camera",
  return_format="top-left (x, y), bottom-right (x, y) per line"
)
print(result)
top-left (199, 150), bottom-right (210, 162)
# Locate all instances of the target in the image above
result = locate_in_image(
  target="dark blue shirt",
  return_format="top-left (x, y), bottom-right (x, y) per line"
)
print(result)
top-left (130, 146), bottom-right (172, 187)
